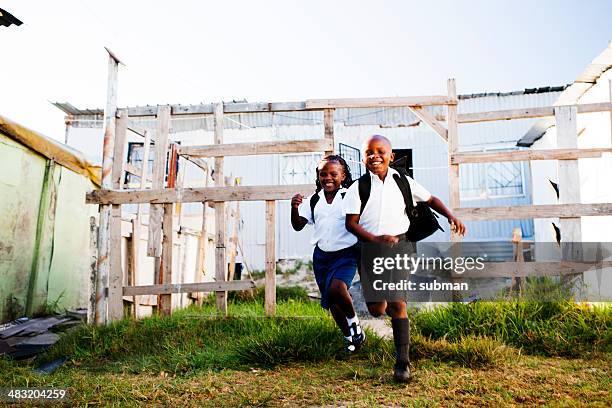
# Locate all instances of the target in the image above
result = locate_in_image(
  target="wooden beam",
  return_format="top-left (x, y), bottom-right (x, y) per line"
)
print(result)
top-left (454, 203), bottom-right (612, 220)
top-left (195, 167), bottom-right (210, 301)
top-left (128, 101), bottom-right (310, 117)
top-left (178, 139), bottom-right (333, 158)
top-left (158, 144), bottom-right (178, 316)
top-left (447, 79), bottom-right (461, 242)
top-left (323, 109), bottom-right (334, 156)
top-left (556, 106), bottom-right (582, 266)
top-left (147, 105), bottom-right (170, 257)
top-left (451, 147), bottom-right (612, 164)
top-left (131, 128), bottom-right (151, 310)
top-left (457, 261), bottom-right (612, 278)
top-left (111, 109), bottom-right (128, 190)
top-left (124, 162), bottom-right (153, 181)
top-left (408, 106), bottom-right (448, 141)
top-left (108, 204), bottom-right (123, 321)
top-left (76, 100), bottom-right (612, 122)
top-left (123, 280), bottom-right (256, 296)
top-left (96, 51), bottom-right (119, 325)
top-left (265, 200), bottom-right (276, 316)
top-left (138, 130), bottom-right (152, 195)
top-left (182, 156), bottom-right (209, 172)
top-left (126, 123), bottom-right (149, 138)
top-left (457, 102), bottom-right (612, 124)
top-left (129, 218), bottom-right (139, 314)
top-left (305, 95), bottom-right (457, 109)
top-left (227, 179), bottom-right (241, 281)
top-left (87, 184), bottom-right (315, 205)
top-left (213, 102), bottom-right (228, 315)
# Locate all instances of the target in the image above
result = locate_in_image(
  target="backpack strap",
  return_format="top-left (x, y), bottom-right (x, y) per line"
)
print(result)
top-left (392, 170), bottom-right (416, 217)
top-left (309, 189), bottom-right (347, 223)
top-left (309, 193), bottom-right (320, 223)
top-left (358, 172), bottom-right (371, 214)
top-left (358, 169), bottom-right (413, 216)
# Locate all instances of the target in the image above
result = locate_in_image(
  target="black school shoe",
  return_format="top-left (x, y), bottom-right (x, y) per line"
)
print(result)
top-left (393, 363), bottom-right (411, 382)
top-left (346, 322), bottom-right (366, 352)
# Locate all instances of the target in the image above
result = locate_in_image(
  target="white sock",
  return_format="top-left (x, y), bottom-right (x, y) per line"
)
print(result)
top-left (347, 316), bottom-right (361, 336)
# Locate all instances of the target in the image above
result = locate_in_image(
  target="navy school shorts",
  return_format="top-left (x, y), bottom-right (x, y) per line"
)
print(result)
top-left (312, 244), bottom-right (359, 309)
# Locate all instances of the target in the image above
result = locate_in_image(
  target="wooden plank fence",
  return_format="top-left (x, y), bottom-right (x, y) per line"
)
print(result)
top-left (91, 65), bottom-right (612, 324)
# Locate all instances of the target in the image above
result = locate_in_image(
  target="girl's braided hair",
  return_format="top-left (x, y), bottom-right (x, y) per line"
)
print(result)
top-left (314, 154), bottom-right (353, 192)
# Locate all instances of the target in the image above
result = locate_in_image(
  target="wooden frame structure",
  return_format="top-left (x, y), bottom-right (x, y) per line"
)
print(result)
top-left (90, 50), bottom-right (612, 325)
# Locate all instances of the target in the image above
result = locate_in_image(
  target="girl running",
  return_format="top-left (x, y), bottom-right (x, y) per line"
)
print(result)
top-left (291, 155), bottom-right (365, 352)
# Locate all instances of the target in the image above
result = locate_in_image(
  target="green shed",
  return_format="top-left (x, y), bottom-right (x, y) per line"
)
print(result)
top-left (0, 115), bottom-right (100, 323)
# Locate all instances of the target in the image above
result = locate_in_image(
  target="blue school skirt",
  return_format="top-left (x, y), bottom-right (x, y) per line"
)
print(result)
top-left (312, 244), bottom-right (359, 309)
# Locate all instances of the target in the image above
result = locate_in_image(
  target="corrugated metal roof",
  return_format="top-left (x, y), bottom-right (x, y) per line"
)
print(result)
top-left (0, 8), bottom-right (23, 27)
top-left (517, 42), bottom-right (612, 147)
top-left (0, 114), bottom-right (101, 185)
top-left (52, 85), bottom-right (569, 119)
top-left (516, 118), bottom-right (555, 147)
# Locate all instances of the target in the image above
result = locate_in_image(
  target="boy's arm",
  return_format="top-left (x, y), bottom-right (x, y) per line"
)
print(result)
top-left (346, 214), bottom-right (399, 245)
top-left (343, 181), bottom-right (398, 245)
top-left (291, 194), bottom-right (308, 231)
top-left (426, 195), bottom-right (466, 236)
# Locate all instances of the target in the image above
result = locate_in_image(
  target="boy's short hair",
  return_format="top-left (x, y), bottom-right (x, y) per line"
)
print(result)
top-left (362, 134), bottom-right (392, 152)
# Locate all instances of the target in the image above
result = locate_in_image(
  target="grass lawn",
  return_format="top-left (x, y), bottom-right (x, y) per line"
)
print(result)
top-left (0, 297), bottom-right (610, 407)
top-left (1, 351), bottom-right (610, 407)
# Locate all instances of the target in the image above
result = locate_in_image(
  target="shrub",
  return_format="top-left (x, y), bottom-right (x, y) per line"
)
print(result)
top-left (414, 301), bottom-right (611, 357)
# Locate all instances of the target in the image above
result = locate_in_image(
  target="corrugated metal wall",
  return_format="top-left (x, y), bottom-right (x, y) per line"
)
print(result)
top-left (66, 91), bottom-right (563, 269)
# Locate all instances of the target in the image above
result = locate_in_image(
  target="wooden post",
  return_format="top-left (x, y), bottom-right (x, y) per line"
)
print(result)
top-left (148, 105), bottom-right (171, 294)
top-left (107, 108), bottom-right (128, 322)
top-left (227, 178), bottom-right (241, 281)
top-left (96, 50), bottom-right (120, 325)
top-left (265, 200), bottom-right (276, 316)
top-left (447, 79), bottom-right (462, 302)
top-left (148, 106), bottom-right (171, 258)
top-left (213, 103), bottom-right (228, 315)
top-left (129, 218), bottom-right (139, 317)
top-left (195, 164), bottom-right (209, 304)
top-left (159, 144), bottom-right (178, 315)
top-left (131, 129), bottom-right (151, 312)
top-left (555, 106), bottom-right (582, 266)
top-left (447, 79), bottom-right (460, 240)
top-left (511, 227), bottom-right (524, 294)
top-left (609, 80), bottom-right (612, 147)
top-left (323, 108), bottom-right (334, 156)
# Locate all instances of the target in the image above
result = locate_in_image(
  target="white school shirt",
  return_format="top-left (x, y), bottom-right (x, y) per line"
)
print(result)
top-left (298, 188), bottom-right (358, 252)
top-left (343, 168), bottom-right (432, 236)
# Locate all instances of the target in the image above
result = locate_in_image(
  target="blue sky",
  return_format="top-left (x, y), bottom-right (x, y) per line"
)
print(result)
top-left (1, 0), bottom-right (611, 140)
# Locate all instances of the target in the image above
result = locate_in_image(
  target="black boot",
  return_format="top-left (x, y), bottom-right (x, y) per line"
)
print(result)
top-left (391, 317), bottom-right (411, 383)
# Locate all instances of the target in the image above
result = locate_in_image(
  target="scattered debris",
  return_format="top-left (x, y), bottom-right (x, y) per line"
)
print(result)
top-left (35, 357), bottom-right (68, 375)
top-left (0, 308), bottom-right (86, 360)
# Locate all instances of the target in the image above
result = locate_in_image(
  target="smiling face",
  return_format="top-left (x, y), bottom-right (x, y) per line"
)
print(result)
top-left (362, 135), bottom-right (394, 178)
top-left (317, 160), bottom-right (346, 192)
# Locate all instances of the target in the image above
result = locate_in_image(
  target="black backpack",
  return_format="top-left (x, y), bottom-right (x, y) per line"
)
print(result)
top-left (357, 158), bottom-right (443, 242)
top-left (309, 190), bottom-right (346, 223)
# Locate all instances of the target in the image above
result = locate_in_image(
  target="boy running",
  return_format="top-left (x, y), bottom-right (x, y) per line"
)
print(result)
top-left (344, 135), bottom-right (465, 382)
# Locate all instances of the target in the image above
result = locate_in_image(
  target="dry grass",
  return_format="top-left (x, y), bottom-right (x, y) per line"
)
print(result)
top-left (1, 354), bottom-right (610, 407)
